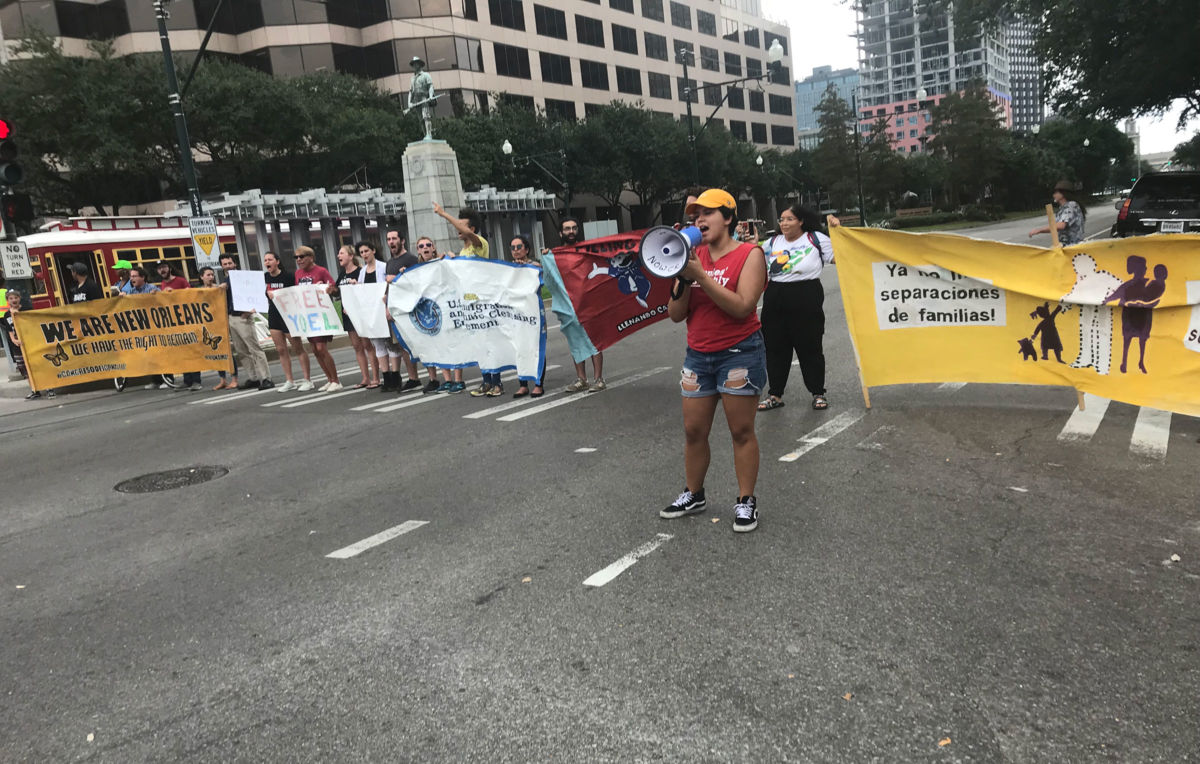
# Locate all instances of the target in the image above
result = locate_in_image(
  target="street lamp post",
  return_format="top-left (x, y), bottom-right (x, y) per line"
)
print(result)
top-left (680, 39), bottom-right (784, 185)
top-left (501, 139), bottom-right (570, 208)
top-left (154, 0), bottom-right (202, 217)
top-left (850, 91), bottom-right (867, 226)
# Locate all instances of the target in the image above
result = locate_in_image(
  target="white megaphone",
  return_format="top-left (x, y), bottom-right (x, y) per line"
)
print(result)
top-left (638, 225), bottom-right (702, 279)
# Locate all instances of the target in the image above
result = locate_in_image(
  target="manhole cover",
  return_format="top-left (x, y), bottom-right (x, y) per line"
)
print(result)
top-left (114, 466), bottom-right (229, 494)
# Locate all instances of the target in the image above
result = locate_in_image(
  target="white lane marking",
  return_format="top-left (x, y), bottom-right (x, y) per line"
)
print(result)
top-left (1009, 486), bottom-right (1029, 493)
top-left (583, 533), bottom-right (673, 587)
top-left (855, 425), bottom-right (895, 451)
top-left (260, 391), bottom-right (327, 407)
top-left (189, 389), bottom-right (272, 405)
top-left (779, 411), bottom-right (866, 462)
top-left (326, 520), bottom-right (429, 559)
top-left (463, 389), bottom-right (563, 419)
top-left (369, 369), bottom-right (527, 413)
top-left (575, 447), bottom-right (597, 453)
top-left (498, 367), bottom-right (671, 422)
top-left (938, 382), bottom-right (966, 392)
top-left (1057, 394), bottom-right (1110, 442)
top-left (1130, 407), bottom-right (1172, 460)
top-left (278, 388), bottom-right (367, 408)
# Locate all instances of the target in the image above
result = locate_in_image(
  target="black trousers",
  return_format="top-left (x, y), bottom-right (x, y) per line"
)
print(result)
top-left (761, 279), bottom-right (825, 398)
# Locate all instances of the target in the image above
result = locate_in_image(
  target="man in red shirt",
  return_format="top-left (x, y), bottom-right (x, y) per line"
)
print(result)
top-left (156, 261), bottom-right (190, 291)
top-left (294, 246), bottom-right (342, 392)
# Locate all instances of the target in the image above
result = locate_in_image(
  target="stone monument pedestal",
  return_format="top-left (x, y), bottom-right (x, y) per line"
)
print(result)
top-left (402, 139), bottom-right (467, 257)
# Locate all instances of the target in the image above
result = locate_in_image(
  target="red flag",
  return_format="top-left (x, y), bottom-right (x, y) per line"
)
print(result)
top-left (549, 230), bottom-right (676, 352)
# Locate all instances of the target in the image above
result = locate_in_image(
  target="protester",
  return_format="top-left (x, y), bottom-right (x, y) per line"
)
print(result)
top-left (758, 203), bottom-right (836, 412)
top-left (202, 265), bottom-right (239, 390)
top-left (328, 244), bottom-right (379, 389)
top-left (397, 236), bottom-right (447, 394)
top-left (293, 245), bottom-right (342, 392)
top-left (155, 261), bottom-right (190, 291)
top-left (264, 251), bottom-right (314, 392)
top-left (431, 203), bottom-right (485, 394)
top-left (68, 262), bottom-right (104, 303)
top-left (218, 254), bottom-right (274, 391)
top-left (124, 266), bottom-right (160, 295)
top-left (662, 188), bottom-right (767, 533)
top-left (553, 217), bottom-right (606, 393)
top-left (382, 235), bottom-right (426, 393)
top-left (1029, 180), bottom-right (1086, 246)
top-left (110, 259), bottom-right (134, 295)
top-left (3, 289), bottom-right (53, 400)
top-left (508, 234), bottom-right (544, 398)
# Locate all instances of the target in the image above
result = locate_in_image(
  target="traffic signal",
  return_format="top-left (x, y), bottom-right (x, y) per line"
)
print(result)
top-left (2, 193), bottom-right (34, 223)
top-left (0, 118), bottom-right (24, 186)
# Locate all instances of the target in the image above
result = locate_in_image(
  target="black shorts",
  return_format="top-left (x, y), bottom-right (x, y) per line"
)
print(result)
top-left (267, 306), bottom-right (288, 334)
top-left (342, 312), bottom-right (357, 335)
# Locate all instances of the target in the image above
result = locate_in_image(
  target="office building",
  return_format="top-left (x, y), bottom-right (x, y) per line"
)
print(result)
top-left (794, 65), bottom-right (859, 149)
top-left (0, 0), bottom-right (796, 149)
top-left (1007, 18), bottom-right (1042, 134)
top-left (855, 0), bottom-right (1014, 153)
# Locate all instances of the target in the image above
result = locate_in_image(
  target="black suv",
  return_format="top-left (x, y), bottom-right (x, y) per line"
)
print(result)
top-left (1112, 171), bottom-right (1200, 237)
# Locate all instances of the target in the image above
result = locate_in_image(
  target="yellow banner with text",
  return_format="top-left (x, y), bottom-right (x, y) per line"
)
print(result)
top-left (832, 227), bottom-right (1200, 416)
top-left (14, 289), bottom-right (234, 391)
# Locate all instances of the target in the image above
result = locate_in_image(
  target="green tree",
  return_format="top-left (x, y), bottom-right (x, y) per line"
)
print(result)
top-left (1171, 133), bottom-right (1200, 169)
top-left (811, 84), bottom-right (858, 210)
top-left (927, 0), bottom-right (1200, 127)
top-left (0, 32), bottom-right (174, 215)
top-left (1035, 117), bottom-right (1134, 194)
top-left (928, 81), bottom-right (1009, 205)
top-left (861, 117), bottom-right (906, 212)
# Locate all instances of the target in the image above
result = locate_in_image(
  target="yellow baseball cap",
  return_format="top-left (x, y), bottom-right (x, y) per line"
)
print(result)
top-left (685, 188), bottom-right (737, 216)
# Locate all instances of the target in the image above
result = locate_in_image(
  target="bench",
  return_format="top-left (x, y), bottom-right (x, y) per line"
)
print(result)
top-left (837, 214), bottom-right (862, 226)
top-left (895, 206), bottom-right (934, 218)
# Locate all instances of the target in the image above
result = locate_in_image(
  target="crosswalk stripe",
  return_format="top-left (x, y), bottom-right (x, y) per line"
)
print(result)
top-left (938, 382), bottom-right (966, 392)
top-left (190, 388), bottom-right (273, 405)
top-left (496, 367), bottom-right (670, 422)
top-left (261, 391), bottom-right (327, 407)
top-left (1057, 394), bottom-right (1110, 442)
top-left (463, 389), bottom-right (564, 419)
top-left (370, 369), bottom-right (525, 413)
top-left (278, 388), bottom-right (367, 408)
top-left (778, 411), bottom-right (866, 463)
top-left (1130, 407), bottom-right (1172, 460)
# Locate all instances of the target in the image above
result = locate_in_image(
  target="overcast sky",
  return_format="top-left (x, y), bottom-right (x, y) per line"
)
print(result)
top-left (762, 0), bottom-right (1192, 155)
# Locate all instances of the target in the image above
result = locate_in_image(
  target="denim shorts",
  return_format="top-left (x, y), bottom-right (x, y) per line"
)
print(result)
top-left (681, 331), bottom-right (767, 398)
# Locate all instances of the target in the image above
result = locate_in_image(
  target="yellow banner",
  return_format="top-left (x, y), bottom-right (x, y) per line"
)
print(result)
top-left (833, 228), bottom-right (1200, 416)
top-left (13, 288), bottom-right (234, 391)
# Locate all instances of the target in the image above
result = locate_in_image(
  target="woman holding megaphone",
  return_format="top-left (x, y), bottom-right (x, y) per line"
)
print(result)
top-left (662, 189), bottom-right (768, 533)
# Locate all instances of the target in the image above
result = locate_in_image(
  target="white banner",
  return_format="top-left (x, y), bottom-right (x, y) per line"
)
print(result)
top-left (387, 259), bottom-right (545, 377)
top-left (268, 284), bottom-right (345, 338)
top-left (339, 283), bottom-right (390, 339)
top-left (229, 269), bottom-right (269, 313)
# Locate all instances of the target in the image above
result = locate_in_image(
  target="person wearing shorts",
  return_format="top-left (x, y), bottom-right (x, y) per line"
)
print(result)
top-left (264, 252), bottom-right (314, 392)
top-left (661, 188), bottom-right (767, 533)
top-left (329, 244), bottom-right (378, 389)
top-left (293, 245), bottom-right (340, 392)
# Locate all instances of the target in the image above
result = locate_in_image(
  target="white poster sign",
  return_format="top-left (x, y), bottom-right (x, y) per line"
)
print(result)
top-left (1, 241), bottom-right (32, 279)
top-left (268, 284), bottom-right (345, 338)
top-left (387, 259), bottom-right (545, 378)
top-left (229, 269), bottom-right (269, 313)
top-left (339, 283), bottom-right (390, 339)
top-left (873, 262), bottom-right (1007, 330)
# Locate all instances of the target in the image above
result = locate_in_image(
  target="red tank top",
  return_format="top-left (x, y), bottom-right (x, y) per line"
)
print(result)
top-left (686, 241), bottom-right (762, 352)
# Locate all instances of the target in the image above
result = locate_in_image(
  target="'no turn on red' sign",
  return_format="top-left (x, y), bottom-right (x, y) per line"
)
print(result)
top-left (1, 240), bottom-right (32, 279)
top-left (189, 215), bottom-right (219, 268)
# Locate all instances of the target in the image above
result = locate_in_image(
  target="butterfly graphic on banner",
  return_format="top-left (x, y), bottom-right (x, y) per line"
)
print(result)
top-left (201, 327), bottom-right (223, 350)
top-left (43, 343), bottom-right (69, 367)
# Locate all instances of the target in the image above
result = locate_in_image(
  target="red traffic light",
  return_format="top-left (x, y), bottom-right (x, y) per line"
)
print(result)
top-left (0, 119), bottom-right (10, 140)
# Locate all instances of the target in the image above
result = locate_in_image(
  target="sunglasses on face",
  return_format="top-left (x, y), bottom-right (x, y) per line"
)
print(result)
top-left (511, 243), bottom-right (526, 250)
top-left (418, 243), bottom-right (435, 249)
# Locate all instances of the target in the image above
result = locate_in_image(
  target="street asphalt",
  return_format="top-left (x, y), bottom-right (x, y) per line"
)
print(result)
top-left (2, 204), bottom-right (1197, 762)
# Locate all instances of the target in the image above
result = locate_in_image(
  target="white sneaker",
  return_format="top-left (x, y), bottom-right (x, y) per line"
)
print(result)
top-left (158, 383), bottom-right (173, 390)
top-left (296, 379), bottom-right (315, 392)
top-left (276, 380), bottom-right (297, 392)
top-left (324, 382), bottom-right (344, 392)
top-left (318, 381), bottom-right (332, 392)
top-left (144, 383), bottom-right (157, 390)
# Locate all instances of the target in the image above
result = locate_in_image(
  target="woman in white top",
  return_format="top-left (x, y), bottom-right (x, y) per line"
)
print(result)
top-left (758, 203), bottom-right (836, 411)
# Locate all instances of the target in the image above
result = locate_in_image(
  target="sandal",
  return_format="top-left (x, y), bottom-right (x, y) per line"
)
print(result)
top-left (757, 396), bottom-right (785, 411)
top-left (365, 382), bottom-right (380, 389)
top-left (352, 382), bottom-right (368, 389)
top-left (530, 387), bottom-right (544, 398)
top-left (812, 395), bottom-right (829, 410)
top-left (513, 387), bottom-right (530, 398)
top-left (486, 386), bottom-right (504, 397)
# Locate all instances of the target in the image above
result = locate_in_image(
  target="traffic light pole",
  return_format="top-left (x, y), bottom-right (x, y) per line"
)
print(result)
top-left (154, 0), bottom-right (203, 216)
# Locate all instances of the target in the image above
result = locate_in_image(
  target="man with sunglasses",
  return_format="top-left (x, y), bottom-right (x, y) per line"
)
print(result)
top-left (386, 235), bottom-right (442, 393)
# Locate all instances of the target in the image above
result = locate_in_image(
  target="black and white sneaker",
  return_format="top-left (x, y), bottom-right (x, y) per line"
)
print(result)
top-left (732, 495), bottom-right (758, 533)
top-left (660, 488), bottom-right (706, 519)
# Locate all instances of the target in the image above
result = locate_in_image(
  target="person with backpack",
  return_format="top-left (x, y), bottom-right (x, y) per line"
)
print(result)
top-left (757, 203), bottom-right (836, 412)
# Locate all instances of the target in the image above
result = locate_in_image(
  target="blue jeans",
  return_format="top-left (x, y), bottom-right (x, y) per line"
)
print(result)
top-left (483, 372), bottom-right (502, 387)
top-left (680, 331), bottom-right (767, 398)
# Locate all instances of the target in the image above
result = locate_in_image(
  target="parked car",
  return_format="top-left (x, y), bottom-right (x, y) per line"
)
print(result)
top-left (1111, 171), bottom-right (1200, 237)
